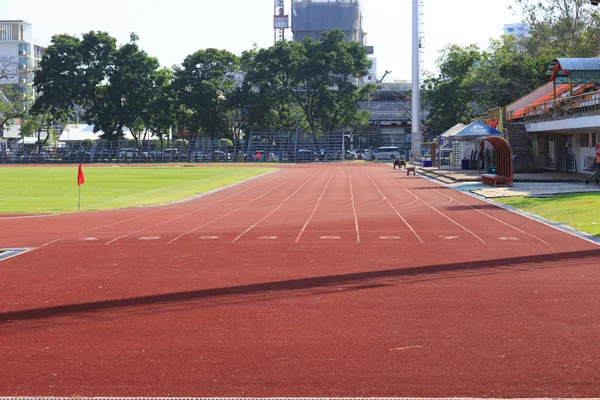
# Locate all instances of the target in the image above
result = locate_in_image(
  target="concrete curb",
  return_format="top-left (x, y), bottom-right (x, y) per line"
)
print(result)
top-left (417, 172), bottom-right (600, 247)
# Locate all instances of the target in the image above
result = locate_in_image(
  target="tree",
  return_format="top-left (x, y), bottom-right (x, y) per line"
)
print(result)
top-left (473, 35), bottom-right (552, 110)
top-left (145, 68), bottom-right (176, 142)
top-left (513, 0), bottom-right (600, 58)
top-left (243, 29), bottom-right (375, 137)
top-left (423, 44), bottom-right (482, 135)
top-left (0, 56), bottom-right (32, 137)
top-left (173, 48), bottom-right (240, 139)
top-left (242, 43), bottom-right (309, 132)
top-left (33, 32), bottom-right (118, 137)
top-left (296, 30), bottom-right (375, 133)
top-left (108, 33), bottom-right (165, 142)
top-left (34, 31), bottom-right (166, 141)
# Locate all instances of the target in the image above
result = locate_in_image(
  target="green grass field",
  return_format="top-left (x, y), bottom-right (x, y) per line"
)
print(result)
top-left (0, 166), bottom-right (274, 214)
top-left (496, 193), bottom-right (600, 237)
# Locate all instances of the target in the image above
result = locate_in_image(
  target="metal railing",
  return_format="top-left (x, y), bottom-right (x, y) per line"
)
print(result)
top-left (512, 89), bottom-right (600, 123)
top-left (0, 132), bottom-right (351, 164)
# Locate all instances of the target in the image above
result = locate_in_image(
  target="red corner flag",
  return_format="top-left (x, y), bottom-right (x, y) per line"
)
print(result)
top-left (77, 164), bottom-right (85, 185)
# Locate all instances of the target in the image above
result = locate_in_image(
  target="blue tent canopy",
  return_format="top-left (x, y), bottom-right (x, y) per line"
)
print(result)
top-left (452, 120), bottom-right (503, 141)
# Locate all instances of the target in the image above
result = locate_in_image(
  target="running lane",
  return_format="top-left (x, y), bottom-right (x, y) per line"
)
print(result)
top-left (295, 167), bottom-right (358, 243)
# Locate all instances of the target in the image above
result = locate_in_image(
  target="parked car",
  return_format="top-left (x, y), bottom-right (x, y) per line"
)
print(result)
top-left (371, 146), bottom-right (402, 161)
top-left (344, 150), bottom-right (358, 160)
top-left (63, 150), bottom-right (91, 163)
top-left (295, 149), bottom-right (318, 162)
top-left (357, 149), bottom-right (371, 160)
top-left (162, 149), bottom-right (180, 161)
top-left (318, 149), bottom-right (339, 161)
top-left (117, 148), bottom-right (150, 161)
top-left (18, 151), bottom-right (51, 163)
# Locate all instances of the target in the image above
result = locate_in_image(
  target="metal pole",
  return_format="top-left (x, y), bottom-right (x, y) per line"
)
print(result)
top-left (411, 0), bottom-right (421, 162)
top-left (294, 128), bottom-right (299, 164)
top-left (78, 185), bottom-right (81, 211)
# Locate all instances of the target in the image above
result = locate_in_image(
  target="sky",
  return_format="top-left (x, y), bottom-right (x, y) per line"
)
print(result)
top-left (1, 0), bottom-right (522, 82)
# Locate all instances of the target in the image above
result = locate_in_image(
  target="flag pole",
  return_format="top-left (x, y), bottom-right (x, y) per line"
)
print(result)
top-left (77, 163), bottom-right (85, 210)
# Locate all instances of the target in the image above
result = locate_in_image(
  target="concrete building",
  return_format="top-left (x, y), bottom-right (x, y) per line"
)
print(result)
top-left (291, 0), bottom-right (373, 87)
top-left (0, 20), bottom-right (46, 140)
top-left (354, 83), bottom-right (429, 158)
top-left (364, 55), bottom-right (377, 85)
top-left (0, 20), bottom-right (45, 86)
top-left (291, 0), bottom-right (365, 44)
top-left (504, 58), bottom-right (600, 174)
top-left (503, 23), bottom-right (529, 40)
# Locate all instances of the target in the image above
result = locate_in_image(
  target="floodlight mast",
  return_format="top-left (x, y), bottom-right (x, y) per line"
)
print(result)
top-left (411, 0), bottom-right (421, 161)
top-left (274, 0), bottom-right (289, 44)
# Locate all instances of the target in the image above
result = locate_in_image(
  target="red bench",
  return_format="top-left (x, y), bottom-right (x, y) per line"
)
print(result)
top-left (481, 173), bottom-right (512, 186)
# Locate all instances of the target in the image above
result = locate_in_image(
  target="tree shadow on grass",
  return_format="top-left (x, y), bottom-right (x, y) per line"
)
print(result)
top-left (2, 248), bottom-right (599, 327)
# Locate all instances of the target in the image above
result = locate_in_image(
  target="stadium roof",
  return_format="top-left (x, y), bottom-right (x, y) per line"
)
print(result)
top-left (546, 58), bottom-right (600, 84)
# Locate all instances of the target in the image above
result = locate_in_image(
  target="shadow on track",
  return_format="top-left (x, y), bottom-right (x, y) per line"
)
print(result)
top-left (2, 248), bottom-right (599, 325)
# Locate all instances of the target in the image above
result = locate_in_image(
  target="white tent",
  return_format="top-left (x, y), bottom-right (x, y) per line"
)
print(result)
top-left (438, 123), bottom-right (465, 140)
top-left (59, 124), bottom-right (159, 141)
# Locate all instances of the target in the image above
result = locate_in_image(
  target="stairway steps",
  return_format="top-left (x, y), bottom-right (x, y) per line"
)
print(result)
top-left (506, 123), bottom-right (537, 172)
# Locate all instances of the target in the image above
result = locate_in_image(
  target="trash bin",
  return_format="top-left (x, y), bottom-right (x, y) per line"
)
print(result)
top-left (487, 166), bottom-right (496, 174)
top-left (461, 159), bottom-right (470, 169)
top-left (423, 160), bottom-right (433, 167)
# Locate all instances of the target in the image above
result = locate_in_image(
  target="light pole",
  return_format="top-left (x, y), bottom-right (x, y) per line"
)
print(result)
top-left (411, 0), bottom-right (421, 161)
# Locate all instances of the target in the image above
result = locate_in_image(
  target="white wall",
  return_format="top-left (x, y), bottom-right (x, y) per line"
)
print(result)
top-left (22, 23), bottom-right (33, 43)
top-left (526, 114), bottom-right (600, 133)
top-left (2, 121), bottom-right (21, 139)
top-left (574, 132), bottom-right (598, 172)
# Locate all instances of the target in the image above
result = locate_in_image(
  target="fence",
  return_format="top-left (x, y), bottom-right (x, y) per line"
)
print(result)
top-left (0, 132), bottom-right (347, 164)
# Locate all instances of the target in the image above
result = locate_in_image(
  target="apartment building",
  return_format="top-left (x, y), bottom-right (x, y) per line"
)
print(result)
top-left (291, 0), bottom-right (365, 44)
top-left (0, 20), bottom-right (46, 139)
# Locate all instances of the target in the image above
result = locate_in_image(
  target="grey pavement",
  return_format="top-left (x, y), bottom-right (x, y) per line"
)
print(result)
top-left (414, 165), bottom-right (600, 198)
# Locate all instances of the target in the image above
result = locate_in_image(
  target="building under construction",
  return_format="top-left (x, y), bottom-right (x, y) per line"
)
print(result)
top-left (291, 0), bottom-right (365, 44)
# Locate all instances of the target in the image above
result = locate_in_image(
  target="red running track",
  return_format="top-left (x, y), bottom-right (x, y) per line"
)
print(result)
top-left (1, 163), bottom-right (599, 397)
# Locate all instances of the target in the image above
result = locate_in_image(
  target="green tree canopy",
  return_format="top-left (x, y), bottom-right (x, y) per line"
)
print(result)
top-left (514, 0), bottom-right (600, 58)
top-left (423, 44), bottom-right (482, 134)
top-left (173, 48), bottom-right (239, 139)
top-left (474, 35), bottom-right (552, 110)
top-left (33, 31), bottom-right (166, 140)
top-left (244, 29), bottom-right (375, 134)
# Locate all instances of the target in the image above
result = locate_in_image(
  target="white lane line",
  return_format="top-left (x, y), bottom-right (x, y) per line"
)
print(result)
top-left (81, 237), bottom-right (98, 241)
top-left (231, 170), bottom-right (319, 243)
top-left (106, 170), bottom-right (299, 245)
top-left (168, 170), bottom-right (307, 244)
top-left (138, 236), bottom-right (161, 240)
top-left (361, 168), bottom-right (423, 243)
top-left (0, 214), bottom-right (58, 220)
top-left (440, 236), bottom-right (459, 240)
top-left (295, 169), bottom-right (336, 243)
top-left (258, 236), bottom-right (278, 240)
top-left (348, 168), bottom-right (360, 243)
top-left (434, 189), bottom-right (550, 245)
top-left (320, 236), bottom-right (341, 240)
top-left (380, 236), bottom-right (401, 240)
top-left (499, 237), bottom-right (520, 241)
top-left (199, 236), bottom-right (220, 240)
top-left (377, 168), bottom-right (485, 244)
top-left (40, 170), bottom-right (278, 248)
